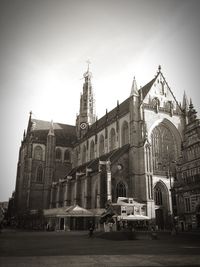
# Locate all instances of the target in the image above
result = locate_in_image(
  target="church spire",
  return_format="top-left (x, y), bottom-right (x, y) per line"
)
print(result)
top-left (130, 76), bottom-right (138, 96)
top-left (76, 62), bottom-right (96, 138)
top-left (83, 60), bottom-right (92, 82)
top-left (86, 59), bottom-right (90, 72)
top-left (48, 120), bottom-right (55, 136)
top-left (27, 111), bottom-right (33, 135)
top-left (182, 91), bottom-right (189, 111)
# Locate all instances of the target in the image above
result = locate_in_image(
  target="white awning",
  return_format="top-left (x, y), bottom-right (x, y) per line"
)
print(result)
top-left (118, 214), bottom-right (150, 221)
top-left (65, 205), bottom-right (93, 216)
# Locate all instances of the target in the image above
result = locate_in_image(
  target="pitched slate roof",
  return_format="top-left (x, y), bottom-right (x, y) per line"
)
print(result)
top-left (81, 73), bottom-right (161, 140)
top-left (88, 98), bottom-right (130, 137)
top-left (30, 119), bottom-right (77, 146)
top-left (65, 144), bottom-right (130, 178)
top-left (139, 75), bottom-right (157, 99)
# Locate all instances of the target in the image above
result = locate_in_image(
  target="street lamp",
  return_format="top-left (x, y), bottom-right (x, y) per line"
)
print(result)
top-left (165, 160), bottom-right (177, 231)
top-left (158, 159), bottom-right (176, 230)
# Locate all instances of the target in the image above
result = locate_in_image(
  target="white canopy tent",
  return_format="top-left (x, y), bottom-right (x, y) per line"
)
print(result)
top-left (118, 214), bottom-right (150, 221)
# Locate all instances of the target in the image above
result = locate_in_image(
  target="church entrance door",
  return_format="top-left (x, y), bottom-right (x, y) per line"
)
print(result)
top-left (59, 217), bottom-right (65, 230)
top-left (155, 208), bottom-right (164, 229)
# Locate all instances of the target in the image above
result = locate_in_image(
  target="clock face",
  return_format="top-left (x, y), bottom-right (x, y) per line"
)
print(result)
top-left (117, 164), bottom-right (123, 170)
top-left (80, 122), bottom-right (87, 130)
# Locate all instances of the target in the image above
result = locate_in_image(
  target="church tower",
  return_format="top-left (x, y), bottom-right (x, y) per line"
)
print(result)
top-left (76, 62), bottom-right (96, 138)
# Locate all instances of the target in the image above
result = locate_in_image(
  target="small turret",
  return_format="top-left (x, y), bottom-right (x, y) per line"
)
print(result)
top-left (188, 98), bottom-right (197, 123)
top-left (26, 111), bottom-right (33, 134)
top-left (46, 120), bottom-right (55, 160)
top-left (182, 91), bottom-right (189, 112)
top-left (48, 120), bottom-right (55, 136)
top-left (130, 76), bottom-right (138, 96)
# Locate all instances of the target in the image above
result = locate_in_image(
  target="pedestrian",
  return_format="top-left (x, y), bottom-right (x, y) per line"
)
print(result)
top-left (88, 222), bottom-right (94, 238)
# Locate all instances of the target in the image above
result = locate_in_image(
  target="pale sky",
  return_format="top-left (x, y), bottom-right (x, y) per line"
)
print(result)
top-left (0, 0), bottom-right (200, 201)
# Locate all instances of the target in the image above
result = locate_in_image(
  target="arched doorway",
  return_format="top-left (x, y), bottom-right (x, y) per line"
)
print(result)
top-left (154, 181), bottom-right (170, 229)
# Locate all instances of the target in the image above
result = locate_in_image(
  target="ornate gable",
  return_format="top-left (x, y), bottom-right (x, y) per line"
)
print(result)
top-left (140, 66), bottom-right (182, 116)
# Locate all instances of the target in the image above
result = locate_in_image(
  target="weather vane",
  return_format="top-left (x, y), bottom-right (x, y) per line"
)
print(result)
top-left (86, 59), bottom-right (91, 71)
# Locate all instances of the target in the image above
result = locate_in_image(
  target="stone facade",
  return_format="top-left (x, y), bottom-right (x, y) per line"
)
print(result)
top-left (14, 65), bottom-right (199, 230)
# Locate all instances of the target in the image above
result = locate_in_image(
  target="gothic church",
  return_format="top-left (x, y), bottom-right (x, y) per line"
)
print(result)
top-left (14, 65), bottom-right (198, 230)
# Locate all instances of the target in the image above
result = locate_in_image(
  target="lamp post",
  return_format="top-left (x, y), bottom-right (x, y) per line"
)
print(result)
top-left (166, 164), bottom-right (174, 229)
top-left (166, 159), bottom-right (177, 231)
top-left (158, 159), bottom-right (176, 230)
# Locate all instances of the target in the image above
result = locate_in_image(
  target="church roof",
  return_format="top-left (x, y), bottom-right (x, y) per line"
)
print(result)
top-left (65, 144), bottom-right (130, 178)
top-left (86, 98), bottom-right (130, 138)
top-left (82, 69), bottom-right (167, 140)
top-left (139, 76), bottom-right (157, 98)
top-left (30, 119), bottom-right (77, 146)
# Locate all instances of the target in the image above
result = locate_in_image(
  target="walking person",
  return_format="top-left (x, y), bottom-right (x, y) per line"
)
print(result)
top-left (88, 222), bottom-right (94, 238)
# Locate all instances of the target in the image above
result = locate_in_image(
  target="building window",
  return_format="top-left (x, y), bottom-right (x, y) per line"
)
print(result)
top-left (116, 181), bottom-right (126, 198)
top-left (64, 149), bottom-right (70, 161)
top-left (36, 165), bottom-right (43, 182)
top-left (152, 97), bottom-right (160, 107)
top-left (34, 146), bottom-right (43, 160)
top-left (184, 197), bottom-right (191, 212)
top-left (148, 175), bottom-right (153, 199)
top-left (154, 188), bottom-right (163, 205)
top-left (90, 140), bottom-right (95, 160)
top-left (56, 148), bottom-right (62, 160)
top-left (82, 145), bottom-right (87, 164)
top-left (99, 135), bottom-right (105, 156)
top-left (121, 121), bottom-right (129, 146)
top-left (151, 124), bottom-right (176, 175)
top-left (109, 128), bottom-right (116, 151)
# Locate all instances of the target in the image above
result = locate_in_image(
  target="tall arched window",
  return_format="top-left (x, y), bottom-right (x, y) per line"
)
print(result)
top-left (116, 181), bottom-right (126, 198)
top-left (82, 145), bottom-right (87, 164)
top-left (99, 135), bottom-right (105, 156)
top-left (121, 121), bottom-right (129, 146)
top-left (56, 148), bottom-right (62, 160)
top-left (151, 124), bottom-right (176, 175)
top-left (34, 146), bottom-right (43, 160)
top-left (109, 128), bottom-right (116, 151)
top-left (90, 140), bottom-right (95, 160)
top-left (64, 149), bottom-right (70, 161)
top-left (154, 187), bottom-right (163, 205)
top-left (36, 165), bottom-right (43, 182)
